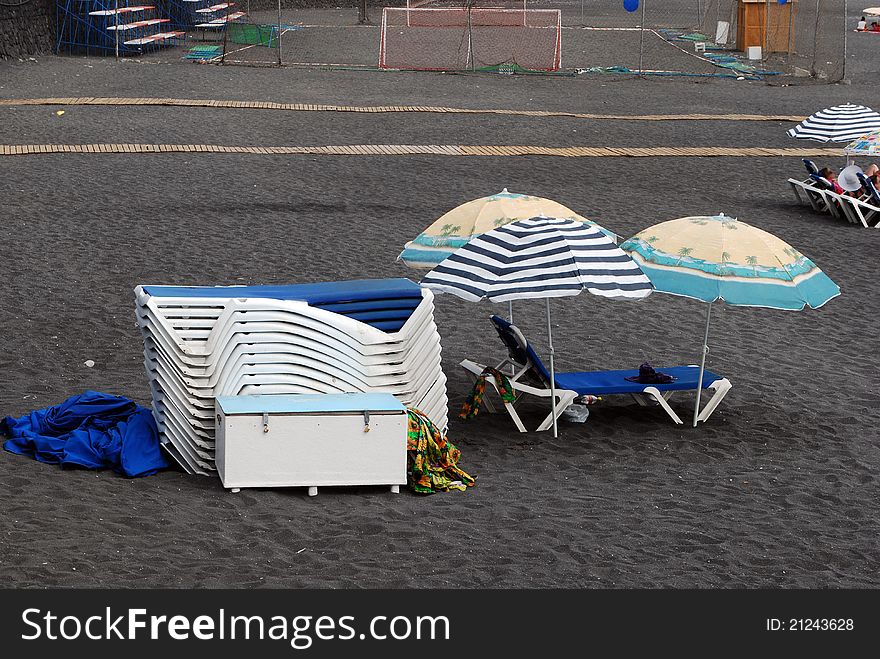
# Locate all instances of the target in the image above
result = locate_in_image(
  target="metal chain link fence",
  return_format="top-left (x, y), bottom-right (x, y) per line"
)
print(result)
top-left (211, 0), bottom-right (845, 82)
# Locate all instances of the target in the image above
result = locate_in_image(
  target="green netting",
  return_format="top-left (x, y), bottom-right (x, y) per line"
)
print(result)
top-left (475, 62), bottom-right (569, 76)
top-left (676, 32), bottom-right (712, 42)
top-left (183, 45), bottom-right (222, 61)
top-left (227, 23), bottom-right (278, 48)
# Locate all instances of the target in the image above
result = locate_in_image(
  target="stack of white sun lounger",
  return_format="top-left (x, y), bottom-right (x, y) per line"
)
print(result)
top-left (134, 279), bottom-right (447, 475)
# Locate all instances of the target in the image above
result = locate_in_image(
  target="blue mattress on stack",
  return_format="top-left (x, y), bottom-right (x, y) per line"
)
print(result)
top-left (142, 278), bottom-right (423, 332)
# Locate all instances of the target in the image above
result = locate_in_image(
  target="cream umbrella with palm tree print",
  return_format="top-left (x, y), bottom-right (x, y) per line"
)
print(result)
top-left (398, 189), bottom-right (616, 269)
top-left (621, 214), bottom-right (840, 427)
top-left (399, 189), bottom-right (619, 322)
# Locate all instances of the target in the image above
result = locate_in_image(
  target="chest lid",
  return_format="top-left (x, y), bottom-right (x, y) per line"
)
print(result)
top-left (216, 393), bottom-right (406, 416)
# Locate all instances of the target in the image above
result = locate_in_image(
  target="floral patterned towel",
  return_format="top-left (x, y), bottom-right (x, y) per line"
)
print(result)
top-left (459, 367), bottom-right (517, 420)
top-left (407, 409), bottom-right (475, 495)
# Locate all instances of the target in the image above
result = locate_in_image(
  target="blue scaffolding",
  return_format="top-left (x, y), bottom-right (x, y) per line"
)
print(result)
top-left (56, 0), bottom-right (186, 55)
top-left (163, 0), bottom-right (245, 32)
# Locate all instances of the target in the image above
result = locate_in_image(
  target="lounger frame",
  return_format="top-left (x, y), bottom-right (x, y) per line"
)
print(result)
top-left (460, 359), bottom-right (731, 430)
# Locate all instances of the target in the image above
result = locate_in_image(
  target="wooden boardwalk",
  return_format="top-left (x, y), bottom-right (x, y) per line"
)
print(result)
top-left (0, 96), bottom-right (807, 122)
top-left (0, 143), bottom-right (840, 158)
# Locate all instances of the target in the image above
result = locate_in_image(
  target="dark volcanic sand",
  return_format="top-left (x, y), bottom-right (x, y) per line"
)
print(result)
top-left (0, 55), bottom-right (878, 588)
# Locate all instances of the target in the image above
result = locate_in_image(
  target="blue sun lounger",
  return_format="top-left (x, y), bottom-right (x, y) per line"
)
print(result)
top-left (788, 159), bottom-right (832, 213)
top-left (460, 315), bottom-right (732, 431)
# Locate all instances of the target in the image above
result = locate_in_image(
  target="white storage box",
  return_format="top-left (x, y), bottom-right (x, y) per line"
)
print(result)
top-left (215, 393), bottom-right (408, 494)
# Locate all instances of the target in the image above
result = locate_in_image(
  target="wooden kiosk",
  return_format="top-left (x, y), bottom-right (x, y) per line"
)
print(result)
top-left (736, 0), bottom-right (797, 53)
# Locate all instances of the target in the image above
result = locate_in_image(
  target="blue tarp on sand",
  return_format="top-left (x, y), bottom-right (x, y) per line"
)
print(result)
top-left (1, 391), bottom-right (168, 477)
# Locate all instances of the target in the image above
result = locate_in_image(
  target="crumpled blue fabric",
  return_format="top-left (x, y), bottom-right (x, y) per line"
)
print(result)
top-left (1, 391), bottom-right (168, 478)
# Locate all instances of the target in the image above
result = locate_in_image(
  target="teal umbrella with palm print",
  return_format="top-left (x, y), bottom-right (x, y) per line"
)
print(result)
top-left (621, 214), bottom-right (840, 426)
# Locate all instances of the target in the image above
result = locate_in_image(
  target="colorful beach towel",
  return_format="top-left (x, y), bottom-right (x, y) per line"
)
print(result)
top-left (460, 367), bottom-right (516, 420)
top-left (1, 391), bottom-right (168, 478)
top-left (407, 409), bottom-right (475, 495)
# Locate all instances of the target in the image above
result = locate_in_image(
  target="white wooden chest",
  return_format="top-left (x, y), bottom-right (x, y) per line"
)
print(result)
top-left (215, 393), bottom-right (408, 494)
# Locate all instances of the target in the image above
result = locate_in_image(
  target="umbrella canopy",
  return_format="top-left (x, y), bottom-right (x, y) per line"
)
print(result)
top-left (422, 216), bottom-right (653, 437)
top-left (422, 217), bottom-right (653, 437)
top-left (786, 104), bottom-right (880, 143)
top-left (398, 189), bottom-right (615, 268)
top-left (864, 7), bottom-right (880, 16)
top-left (620, 214), bottom-right (840, 426)
top-left (620, 214), bottom-right (840, 310)
top-left (844, 128), bottom-right (880, 156)
top-left (421, 216), bottom-right (653, 303)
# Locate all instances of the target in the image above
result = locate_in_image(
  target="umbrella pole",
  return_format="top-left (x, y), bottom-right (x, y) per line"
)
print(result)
top-left (546, 298), bottom-right (558, 438)
top-left (693, 302), bottom-right (713, 427)
top-left (509, 301), bottom-right (514, 324)
top-left (637, 0), bottom-right (646, 76)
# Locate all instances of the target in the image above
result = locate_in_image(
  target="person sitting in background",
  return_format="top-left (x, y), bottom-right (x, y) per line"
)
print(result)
top-left (863, 164), bottom-right (880, 196)
top-left (818, 167), bottom-right (845, 195)
top-left (858, 16), bottom-right (867, 31)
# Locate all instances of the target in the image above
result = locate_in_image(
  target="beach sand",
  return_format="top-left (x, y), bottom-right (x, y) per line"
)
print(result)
top-left (0, 55), bottom-right (877, 588)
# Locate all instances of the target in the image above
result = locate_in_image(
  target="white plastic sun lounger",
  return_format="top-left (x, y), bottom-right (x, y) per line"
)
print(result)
top-left (461, 316), bottom-right (732, 431)
top-left (137, 280), bottom-right (449, 473)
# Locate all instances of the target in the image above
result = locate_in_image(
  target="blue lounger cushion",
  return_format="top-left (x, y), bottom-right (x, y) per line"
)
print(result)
top-left (553, 365), bottom-right (724, 395)
top-left (857, 172), bottom-right (880, 204)
top-left (368, 320), bottom-right (408, 332)
top-left (142, 278), bottom-right (422, 304)
top-left (482, 315), bottom-right (731, 428)
top-left (142, 279), bottom-right (423, 332)
top-left (317, 298), bottom-right (422, 314)
top-left (809, 174), bottom-right (835, 190)
top-left (345, 309), bottom-right (418, 322)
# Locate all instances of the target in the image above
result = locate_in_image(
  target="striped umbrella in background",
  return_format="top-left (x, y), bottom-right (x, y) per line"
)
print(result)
top-left (786, 103), bottom-right (880, 143)
top-left (421, 216), bottom-right (653, 437)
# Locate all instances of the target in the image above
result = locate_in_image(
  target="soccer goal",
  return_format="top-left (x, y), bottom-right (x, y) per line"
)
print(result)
top-left (405, 0), bottom-right (527, 10)
top-left (379, 5), bottom-right (562, 72)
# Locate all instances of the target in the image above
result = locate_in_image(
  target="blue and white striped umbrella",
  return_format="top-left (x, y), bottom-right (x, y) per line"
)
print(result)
top-left (786, 103), bottom-right (880, 143)
top-left (422, 216), bottom-right (653, 437)
top-left (421, 217), bottom-right (653, 303)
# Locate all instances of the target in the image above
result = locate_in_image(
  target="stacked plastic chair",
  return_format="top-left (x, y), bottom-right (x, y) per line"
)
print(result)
top-left (134, 279), bottom-right (447, 476)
